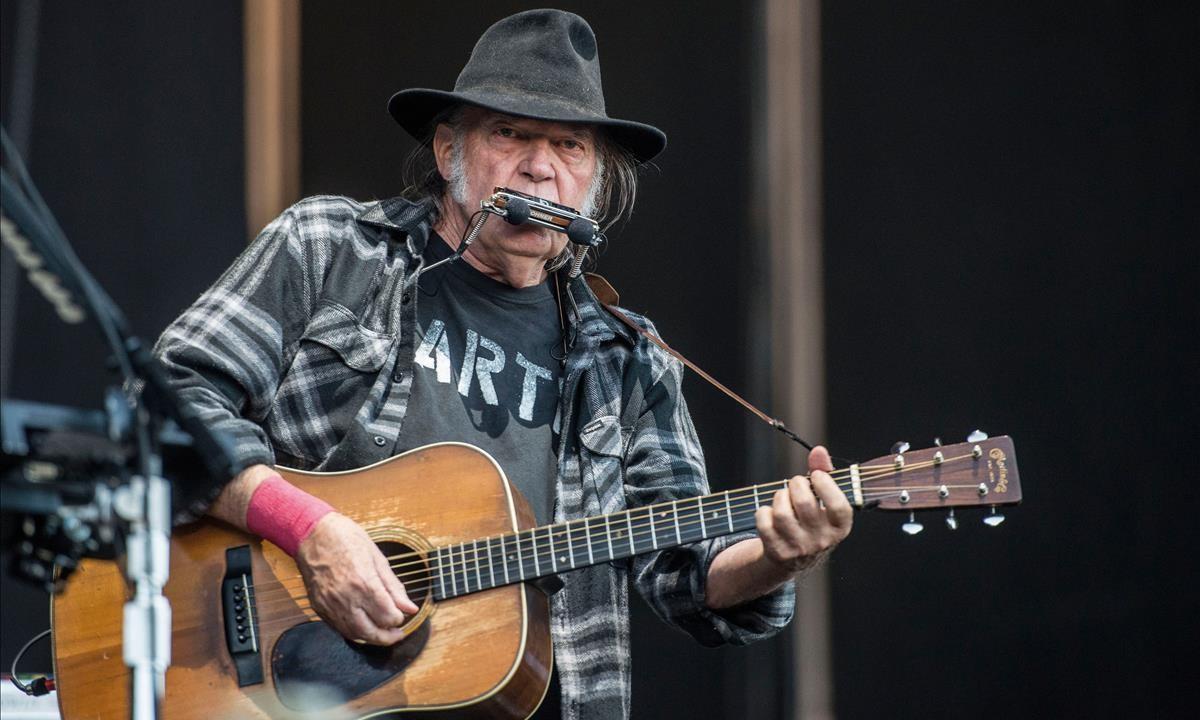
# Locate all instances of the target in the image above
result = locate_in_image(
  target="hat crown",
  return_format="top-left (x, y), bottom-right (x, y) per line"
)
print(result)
top-left (454, 9), bottom-right (606, 117)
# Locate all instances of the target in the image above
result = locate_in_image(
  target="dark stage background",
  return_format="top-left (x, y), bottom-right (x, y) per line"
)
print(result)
top-left (2, 1), bottom-right (1195, 718)
top-left (822, 3), bottom-right (1197, 718)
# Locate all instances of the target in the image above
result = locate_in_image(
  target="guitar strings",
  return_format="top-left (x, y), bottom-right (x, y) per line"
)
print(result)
top-left (247, 454), bottom-right (957, 602)
top-left (245, 453), bottom-right (981, 609)
top-left (386, 486), bottom-right (980, 595)
top-left (377, 452), bottom-right (975, 577)
top-left (248, 453), bottom-right (974, 604)
top-left (248, 479), bottom-right (982, 624)
top-left (377, 452), bottom-right (970, 575)
top-left (248, 482), bottom-right (974, 628)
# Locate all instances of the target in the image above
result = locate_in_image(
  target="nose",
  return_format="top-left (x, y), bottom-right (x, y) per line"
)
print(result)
top-left (518, 139), bottom-right (556, 185)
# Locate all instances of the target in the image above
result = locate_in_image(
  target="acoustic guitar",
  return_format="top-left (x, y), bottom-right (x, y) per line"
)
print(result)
top-left (51, 435), bottom-right (1021, 719)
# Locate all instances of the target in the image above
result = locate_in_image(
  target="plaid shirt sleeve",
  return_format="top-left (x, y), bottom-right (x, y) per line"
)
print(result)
top-left (153, 202), bottom-right (324, 520)
top-left (624, 323), bottom-right (796, 647)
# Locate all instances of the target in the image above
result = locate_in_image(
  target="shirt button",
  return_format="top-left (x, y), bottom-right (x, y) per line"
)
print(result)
top-left (373, 436), bottom-right (386, 447)
top-left (401, 292), bottom-right (412, 305)
top-left (392, 369), bottom-right (404, 383)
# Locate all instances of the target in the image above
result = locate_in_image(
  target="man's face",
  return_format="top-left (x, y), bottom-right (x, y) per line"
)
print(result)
top-left (434, 107), bottom-right (599, 267)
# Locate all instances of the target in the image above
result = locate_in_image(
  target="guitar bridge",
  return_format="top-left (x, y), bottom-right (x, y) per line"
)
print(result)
top-left (221, 545), bottom-right (263, 686)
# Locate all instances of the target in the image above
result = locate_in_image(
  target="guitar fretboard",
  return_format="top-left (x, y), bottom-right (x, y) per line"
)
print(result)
top-left (429, 481), bottom-right (853, 601)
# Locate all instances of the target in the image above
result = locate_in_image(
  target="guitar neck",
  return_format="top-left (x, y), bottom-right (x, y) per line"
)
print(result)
top-left (427, 435), bottom-right (1022, 600)
top-left (430, 479), bottom-right (810, 601)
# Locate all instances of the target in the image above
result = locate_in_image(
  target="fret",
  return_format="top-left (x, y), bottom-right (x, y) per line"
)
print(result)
top-left (531, 530), bottom-right (541, 576)
top-left (672, 500), bottom-right (681, 544)
top-left (649, 506), bottom-right (658, 550)
top-left (472, 540), bottom-right (482, 593)
top-left (698, 496), bottom-right (707, 538)
top-left (585, 517), bottom-right (595, 565)
top-left (516, 532), bottom-right (525, 581)
top-left (605, 514), bottom-right (615, 562)
top-left (725, 492), bottom-right (734, 532)
top-left (486, 537), bottom-right (495, 588)
top-left (437, 547), bottom-right (447, 599)
top-left (752, 484), bottom-right (760, 511)
top-left (625, 511), bottom-right (636, 554)
top-left (461, 542), bottom-right (470, 594)
top-left (556, 526), bottom-right (566, 569)
top-left (500, 536), bottom-right (510, 585)
top-left (548, 526), bottom-right (558, 573)
top-left (450, 544), bottom-right (461, 596)
top-left (566, 521), bottom-right (576, 568)
top-left (462, 543), bottom-right (471, 593)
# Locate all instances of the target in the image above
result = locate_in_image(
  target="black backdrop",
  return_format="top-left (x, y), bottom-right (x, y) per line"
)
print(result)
top-left (1, 2), bottom-right (1196, 718)
top-left (823, 3), bottom-right (1197, 717)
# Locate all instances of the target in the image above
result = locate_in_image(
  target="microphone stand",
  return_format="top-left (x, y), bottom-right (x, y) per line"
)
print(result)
top-left (2, 128), bottom-right (237, 720)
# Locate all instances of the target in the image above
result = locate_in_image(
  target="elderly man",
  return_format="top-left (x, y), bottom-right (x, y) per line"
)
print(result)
top-left (156, 9), bottom-right (851, 719)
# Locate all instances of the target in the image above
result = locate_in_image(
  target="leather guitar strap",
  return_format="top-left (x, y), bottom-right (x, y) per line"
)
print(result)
top-left (584, 273), bottom-right (813, 450)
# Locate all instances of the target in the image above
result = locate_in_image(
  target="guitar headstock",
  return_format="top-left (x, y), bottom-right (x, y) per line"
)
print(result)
top-left (851, 432), bottom-right (1021, 532)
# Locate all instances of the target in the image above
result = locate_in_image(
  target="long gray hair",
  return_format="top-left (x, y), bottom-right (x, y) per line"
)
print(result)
top-left (399, 105), bottom-right (641, 270)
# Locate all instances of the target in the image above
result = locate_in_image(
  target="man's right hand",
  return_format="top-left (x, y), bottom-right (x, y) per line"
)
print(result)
top-left (294, 512), bottom-right (420, 645)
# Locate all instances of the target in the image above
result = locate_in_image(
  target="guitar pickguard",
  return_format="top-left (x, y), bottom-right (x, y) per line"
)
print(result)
top-left (271, 619), bottom-right (431, 712)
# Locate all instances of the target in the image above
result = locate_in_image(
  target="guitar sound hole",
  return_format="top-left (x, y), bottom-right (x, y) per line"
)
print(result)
top-left (376, 541), bottom-right (432, 607)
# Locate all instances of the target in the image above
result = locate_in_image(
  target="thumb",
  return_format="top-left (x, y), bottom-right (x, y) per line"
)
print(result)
top-left (808, 445), bottom-right (834, 473)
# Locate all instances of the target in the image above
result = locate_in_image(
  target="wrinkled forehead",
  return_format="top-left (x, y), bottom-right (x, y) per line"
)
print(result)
top-left (460, 106), bottom-right (598, 140)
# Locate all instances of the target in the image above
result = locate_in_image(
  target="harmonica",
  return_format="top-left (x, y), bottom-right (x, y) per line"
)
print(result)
top-left (482, 187), bottom-right (601, 245)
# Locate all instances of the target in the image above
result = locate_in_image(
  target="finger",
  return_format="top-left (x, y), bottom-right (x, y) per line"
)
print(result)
top-left (808, 445), bottom-right (834, 474)
top-left (809, 469), bottom-right (854, 528)
top-left (365, 584), bottom-right (408, 631)
top-left (349, 606), bottom-right (405, 646)
top-left (755, 506), bottom-right (779, 546)
top-left (756, 506), bottom-right (791, 562)
top-left (375, 549), bottom-right (420, 615)
top-left (785, 475), bottom-right (821, 525)
top-left (771, 488), bottom-right (806, 547)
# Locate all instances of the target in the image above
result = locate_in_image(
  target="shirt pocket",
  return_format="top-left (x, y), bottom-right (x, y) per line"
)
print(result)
top-left (267, 302), bottom-right (395, 463)
top-left (579, 414), bottom-right (629, 515)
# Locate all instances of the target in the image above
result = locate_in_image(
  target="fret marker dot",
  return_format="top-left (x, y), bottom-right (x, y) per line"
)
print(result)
top-left (559, 556), bottom-right (567, 563)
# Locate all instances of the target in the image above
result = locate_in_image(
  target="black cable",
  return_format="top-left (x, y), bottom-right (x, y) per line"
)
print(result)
top-left (1, 127), bottom-right (136, 384)
top-left (9, 629), bottom-right (52, 696)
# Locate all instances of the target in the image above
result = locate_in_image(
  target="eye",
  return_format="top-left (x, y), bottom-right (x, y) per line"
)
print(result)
top-left (561, 138), bottom-right (587, 153)
top-left (495, 126), bottom-right (518, 138)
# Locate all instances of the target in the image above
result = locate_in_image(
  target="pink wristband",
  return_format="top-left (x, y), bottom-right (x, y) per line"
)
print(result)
top-left (245, 474), bottom-right (334, 557)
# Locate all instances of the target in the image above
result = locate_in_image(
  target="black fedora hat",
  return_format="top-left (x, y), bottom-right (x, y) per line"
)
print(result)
top-left (387, 9), bottom-right (666, 163)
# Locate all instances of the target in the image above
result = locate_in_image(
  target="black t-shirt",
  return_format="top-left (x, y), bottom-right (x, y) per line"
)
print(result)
top-left (396, 234), bottom-right (563, 525)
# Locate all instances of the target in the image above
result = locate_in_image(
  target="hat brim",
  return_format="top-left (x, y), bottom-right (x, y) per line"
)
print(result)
top-left (388, 88), bottom-right (667, 164)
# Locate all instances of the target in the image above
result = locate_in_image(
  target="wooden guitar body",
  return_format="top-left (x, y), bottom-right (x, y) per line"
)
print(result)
top-left (51, 443), bottom-right (553, 719)
top-left (51, 433), bottom-right (1023, 718)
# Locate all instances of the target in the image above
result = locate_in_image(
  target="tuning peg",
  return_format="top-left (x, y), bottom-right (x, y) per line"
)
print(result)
top-left (891, 441), bottom-right (911, 454)
top-left (982, 506), bottom-right (1006, 527)
top-left (945, 508), bottom-right (958, 530)
top-left (901, 511), bottom-right (924, 535)
top-left (967, 429), bottom-right (988, 442)
top-left (933, 437), bottom-right (943, 447)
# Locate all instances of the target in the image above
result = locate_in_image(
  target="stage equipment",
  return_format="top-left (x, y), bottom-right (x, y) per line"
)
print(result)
top-left (1, 126), bottom-right (237, 720)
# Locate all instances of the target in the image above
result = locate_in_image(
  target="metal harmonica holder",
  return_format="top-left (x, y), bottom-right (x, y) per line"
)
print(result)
top-left (419, 187), bottom-right (602, 279)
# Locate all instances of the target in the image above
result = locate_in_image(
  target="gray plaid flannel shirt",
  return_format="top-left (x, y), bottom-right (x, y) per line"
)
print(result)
top-left (155, 195), bottom-right (795, 719)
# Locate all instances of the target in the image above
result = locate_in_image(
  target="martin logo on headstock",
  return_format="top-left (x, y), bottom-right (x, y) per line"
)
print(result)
top-left (850, 430), bottom-right (1022, 534)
